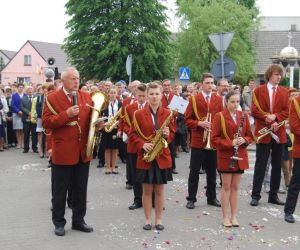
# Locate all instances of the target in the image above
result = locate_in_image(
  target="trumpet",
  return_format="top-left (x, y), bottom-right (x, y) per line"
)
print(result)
top-left (256, 120), bottom-right (285, 143)
top-left (203, 113), bottom-right (213, 150)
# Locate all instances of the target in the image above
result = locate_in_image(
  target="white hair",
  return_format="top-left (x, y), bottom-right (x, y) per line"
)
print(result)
top-left (61, 67), bottom-right (79, 80)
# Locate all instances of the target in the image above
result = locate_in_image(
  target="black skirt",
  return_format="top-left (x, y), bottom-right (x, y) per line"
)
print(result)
top-left (102, 128), bottom-right (120, 149)
top-left (218, 168), bottom-right (244, 174)
top-left (136, 160), bottom-right (173, 184)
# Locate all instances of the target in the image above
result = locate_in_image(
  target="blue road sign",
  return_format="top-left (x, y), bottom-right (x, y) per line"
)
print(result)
top-left (179, 67), bottom-right (190, 80)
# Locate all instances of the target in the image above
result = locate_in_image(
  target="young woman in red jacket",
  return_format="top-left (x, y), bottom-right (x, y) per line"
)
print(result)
top-left (129, 82), bottom-right (176, 231)
top-left (212, 91), bottom-right (253, 227)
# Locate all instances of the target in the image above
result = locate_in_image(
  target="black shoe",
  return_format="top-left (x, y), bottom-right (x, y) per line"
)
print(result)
top-left (125, 183), bottom-right (133, 190)
top-left (172, 169), bottom-right (178, 174)
top-left (155, 224), bottom-right (165, 231)
top-left (54, 226), bottom-right (65, 236)
top-left (97, 163), bottom-right (104, 168)
top-left (250, 199), bottom-right (259, 206)
top-left (22, 150), bottom-right (29, 153)
top-left (129, 202), bottom-right (142, 210)
top-left (33, 149), bottom-right (39, 153)
top-left (284, 214), bottom-right (295, 223)
top-left (121, 159), bottom-right (127, 164)
top-left (186, 201), bottom-right (195, 209)
top-left (268, 197), bottom-right (285, 206)
top-left (143, 224), bottom-right (152, 230)
top-left (72, 223), bottom-right (93, 232)
top-left (207, 199), bottom-right (221, 207)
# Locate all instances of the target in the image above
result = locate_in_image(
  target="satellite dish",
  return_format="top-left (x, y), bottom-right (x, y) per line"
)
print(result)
top-left (47, 57), bottom-right (55, 65)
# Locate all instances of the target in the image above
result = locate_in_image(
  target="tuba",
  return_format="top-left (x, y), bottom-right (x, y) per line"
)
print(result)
top-left (104, 108), bottom-right (122, 133)
top-left (86, 91), bottom-right (108, 158)
top-left (143, 110), bottom-right (173, 162)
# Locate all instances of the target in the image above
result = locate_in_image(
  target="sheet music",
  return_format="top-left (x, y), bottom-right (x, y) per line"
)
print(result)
top-left (168, 95), bottom-right (189, 114)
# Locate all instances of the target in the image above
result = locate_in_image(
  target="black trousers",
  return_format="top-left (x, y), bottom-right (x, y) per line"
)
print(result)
top-left (251, 140), bottom-right (283, 200)
top-left (6, 120), bottom-right (16, 144)
top-left (97, 134), bottom-right (105, 165)
top-left (168, 140), bottom-right (176, 170)
top-left (187, 148), bottom-right (217, 202)
top-left (51, 165), bottom-right (73, 208)
top-left (118, 140), bottom-right (127, 161)
top-left (52, 161), bottom-right (90, 227)
top-left (127, 153), bottom-right (142, 204)
top-left (284, 158), bottom-right (300, 215)
top-left (23, 122), bottom-right (37, 151)
top-left (126, 144), bottom-right (133, 185)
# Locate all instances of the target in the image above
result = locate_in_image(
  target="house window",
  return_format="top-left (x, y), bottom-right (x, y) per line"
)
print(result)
top-left (24, 55), bottom-right (32, 66)
top-left (17, 77), bottom-right (31, 84)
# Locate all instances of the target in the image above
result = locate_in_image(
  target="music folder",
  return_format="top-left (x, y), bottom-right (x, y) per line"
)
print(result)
top-left (168, 95), bottom-right (189, 114)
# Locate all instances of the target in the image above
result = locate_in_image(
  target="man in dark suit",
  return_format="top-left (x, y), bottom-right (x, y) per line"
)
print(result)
top-left (20, 85), bottom-right (38, 153)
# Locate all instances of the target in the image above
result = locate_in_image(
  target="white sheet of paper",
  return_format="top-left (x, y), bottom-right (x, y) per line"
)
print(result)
top-left (168, 95), bottom-right (189, 114)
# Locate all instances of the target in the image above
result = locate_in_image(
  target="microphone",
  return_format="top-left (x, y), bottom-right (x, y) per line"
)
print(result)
top-left (72, 91), bottom-right (78, 106)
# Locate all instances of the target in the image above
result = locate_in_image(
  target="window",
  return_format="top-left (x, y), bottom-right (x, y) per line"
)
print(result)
top-left (24, 55), bottom-right (32, 66)
top-left (17, 77), bottom-right (31, 84)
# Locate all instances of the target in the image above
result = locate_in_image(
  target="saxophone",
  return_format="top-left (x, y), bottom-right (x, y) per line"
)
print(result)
top-left (143, 110), bottom-right (173, 162)
top-left (104, 108), bottom-right (122, 133)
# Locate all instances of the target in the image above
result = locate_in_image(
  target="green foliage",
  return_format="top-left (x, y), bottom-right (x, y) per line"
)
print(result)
top-left (64, 0), bottom-right (172, 82)
top-left (175, 0), bottom-right (258, 81)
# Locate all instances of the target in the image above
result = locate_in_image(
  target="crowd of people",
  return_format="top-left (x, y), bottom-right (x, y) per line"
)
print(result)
top-left (0, 64), bottom-right (300, 237)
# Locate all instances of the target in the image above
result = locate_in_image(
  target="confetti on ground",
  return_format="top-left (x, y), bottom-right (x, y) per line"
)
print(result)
top-left (228, 235), bottom-right (234, 240)
top-left (202, 211), bottom-right (210, 215)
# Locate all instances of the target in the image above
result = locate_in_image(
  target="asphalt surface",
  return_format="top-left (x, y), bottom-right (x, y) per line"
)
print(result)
top-left (0, 146), bottom-right (299, 250)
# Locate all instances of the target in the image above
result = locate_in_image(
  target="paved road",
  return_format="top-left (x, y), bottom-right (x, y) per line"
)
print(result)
top-left (0, 146), bottom-right (299, 250)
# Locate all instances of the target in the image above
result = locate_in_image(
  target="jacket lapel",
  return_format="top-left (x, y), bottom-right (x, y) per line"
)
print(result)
top-left (57, 88), bottom-right (72, 111)
top-left (262, 85), bottom-right (271, 112)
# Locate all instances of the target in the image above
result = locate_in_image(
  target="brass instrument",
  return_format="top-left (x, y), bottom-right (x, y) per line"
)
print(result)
top-left (203, 113), bottom-right (213, 150)
top-left (256, 120), bottom-right (285, 143)
top-left (104, 108), bottom-right (122, 133)
top-left (143, 110), bottom-right (173, 162)
top-left (86, 91), bottom-right (108, 158)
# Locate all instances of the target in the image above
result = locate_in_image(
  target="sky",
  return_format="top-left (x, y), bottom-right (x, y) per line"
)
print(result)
top-left (0, 0), bottom-right (299, 51)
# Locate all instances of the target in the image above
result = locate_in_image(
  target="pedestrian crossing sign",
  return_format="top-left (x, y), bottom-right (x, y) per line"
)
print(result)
top-left (179, 67), bottom-right (190, 80)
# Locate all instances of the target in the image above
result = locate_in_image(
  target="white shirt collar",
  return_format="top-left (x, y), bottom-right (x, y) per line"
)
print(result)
top-left (267, 82), bottom-right (278, 91)
top-left (63, 87), bottom-right (71, 96)
top-left (201, 91), bottom-right (211, 99)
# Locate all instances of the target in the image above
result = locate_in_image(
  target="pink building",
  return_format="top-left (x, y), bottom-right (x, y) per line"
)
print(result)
top-left (1, 40), bottom-right (70, 85)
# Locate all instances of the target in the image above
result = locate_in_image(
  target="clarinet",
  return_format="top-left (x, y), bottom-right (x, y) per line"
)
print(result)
top-left (229, 113), bottom-right (245, 169)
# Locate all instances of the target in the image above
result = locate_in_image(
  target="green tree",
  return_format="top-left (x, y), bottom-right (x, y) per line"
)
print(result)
top-left (64, 0), bottom-right (172, 82)
top-left (175, 0), bottom-right (258, 82)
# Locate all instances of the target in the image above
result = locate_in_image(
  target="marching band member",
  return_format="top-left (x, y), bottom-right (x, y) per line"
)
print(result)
top-left (284, 94), bottom-right (300, 223)
top-left (43, 67), bottom-right (105, 236)
top-left (184, 73), bottom-right (223, 209)
top-left (250, 65), bottom-right (289, 207)
top-left (102, 86), bottom-right (122, 174)
top-left (212, 91), bottom-right (253, 227)
top-left (123, 84), bottom-right (147, 210)
top-left (118, 80), bottom-right (140, 188)
top-left (162, 79), bottom-right (178, 174)
top-left (129, 82), bottom-right (176, 231)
